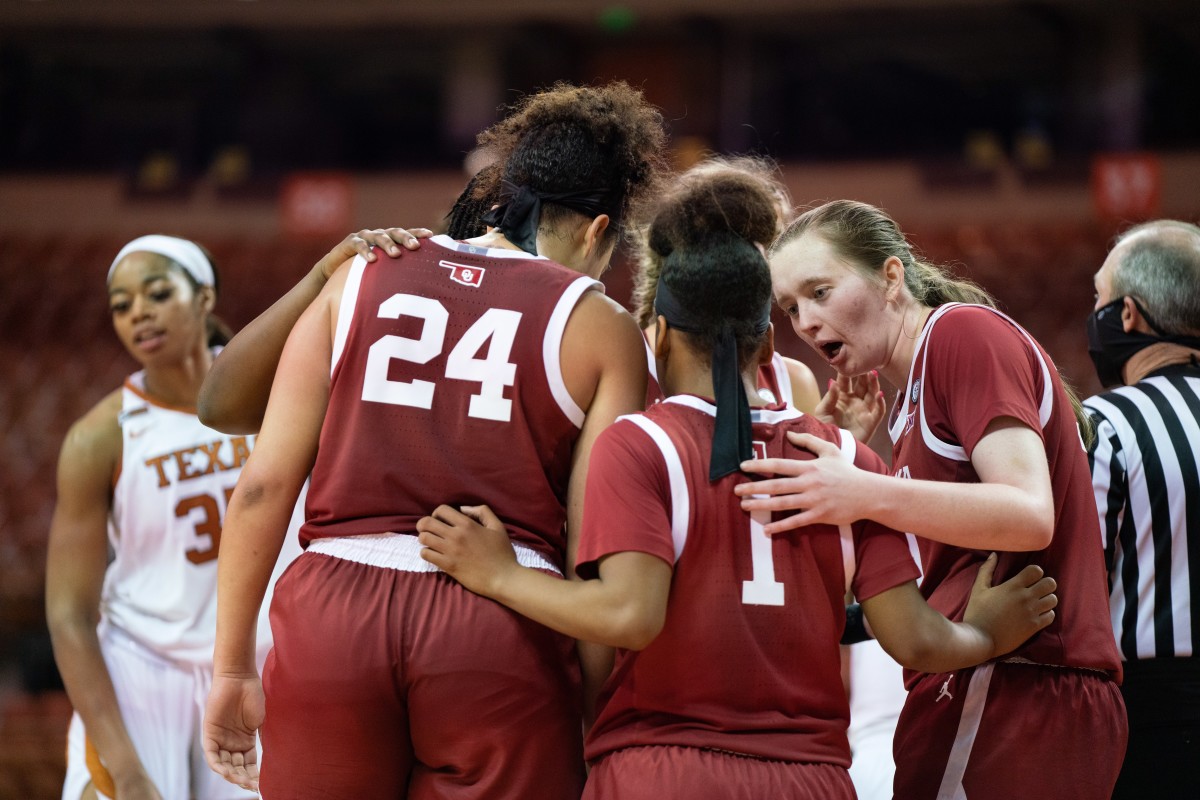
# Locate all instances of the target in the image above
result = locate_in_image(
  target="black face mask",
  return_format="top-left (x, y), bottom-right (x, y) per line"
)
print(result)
top-left (1086, 297), bottom-right (1200, 387)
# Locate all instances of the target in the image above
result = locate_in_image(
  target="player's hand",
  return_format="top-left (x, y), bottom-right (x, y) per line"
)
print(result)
top-left (417, 504), bottom-right (518, 597)
top-left (813, 371), bottom-right (886, 444)
top-left (314, 227), bottom-right (434, 281)
top-left (203, 672), bottom-right (265, 793)
top-left (963, 554), bottom-right (1058, 659)
top-left (735, 432), bottom-right (873, 533)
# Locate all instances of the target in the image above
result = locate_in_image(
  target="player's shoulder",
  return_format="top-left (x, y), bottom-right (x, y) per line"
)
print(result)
top-left (776, 411), bottom-right (888, 471)
top-left (59, 386), bottom-right (124, 466)
top-left (928, 303), bottom-right (1037, 365)
top-left (562, 289), bottom-right (643, 364)
top-left (591, 411), bottom-right (678, 475)
top-left (932, 303), bottom-right (1019, 337)
top-left (776, 408), bottom-right (843, 445)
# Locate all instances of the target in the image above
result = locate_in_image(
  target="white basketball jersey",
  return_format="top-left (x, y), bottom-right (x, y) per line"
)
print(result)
top-left (102, 370), bottom-right (255, 666)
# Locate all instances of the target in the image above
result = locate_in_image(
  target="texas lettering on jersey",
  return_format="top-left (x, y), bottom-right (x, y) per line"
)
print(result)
top-left (142, 436), bottom-right (253, 488)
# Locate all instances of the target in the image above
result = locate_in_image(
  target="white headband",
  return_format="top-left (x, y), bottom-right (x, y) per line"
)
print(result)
top-left (108, 235), bottom-right (215, 288)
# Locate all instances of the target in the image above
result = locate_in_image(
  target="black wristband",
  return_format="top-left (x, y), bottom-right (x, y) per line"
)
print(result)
top-left (841, 602), bottom-right (873, 644)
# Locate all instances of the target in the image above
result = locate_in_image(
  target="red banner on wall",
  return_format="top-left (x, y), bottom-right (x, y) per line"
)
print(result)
top-left (1091, 154), bottom-right (1161, 221)
top-left (280, 172), bottom-right (354, 236)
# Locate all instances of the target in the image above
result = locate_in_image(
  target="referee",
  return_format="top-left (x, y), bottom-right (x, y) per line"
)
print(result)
top-left (1084, 219), bottom-right (1200, 799)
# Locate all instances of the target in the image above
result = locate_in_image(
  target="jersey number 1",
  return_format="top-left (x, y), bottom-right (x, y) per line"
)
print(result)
top-left (362, 293), bottom-right (523, 422)
top-left (743, 507), bottom-right (785, 606)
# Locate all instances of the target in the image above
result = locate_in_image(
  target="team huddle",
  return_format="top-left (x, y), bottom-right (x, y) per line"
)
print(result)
top-left (46, 81), bottom-right (1200, 799)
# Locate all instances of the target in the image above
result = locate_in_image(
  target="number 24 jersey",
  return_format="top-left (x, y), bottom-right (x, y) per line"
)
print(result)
top-left (302, 235), bottom-right (600, 567)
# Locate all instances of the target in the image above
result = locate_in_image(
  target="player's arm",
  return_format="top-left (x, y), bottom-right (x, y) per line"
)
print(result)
top-left (45, 394), bottom-right (163, 798)
top-left (862, 554), bottom-right (1057, 674)
top-left (418, 505), bottom-right (673, 650)
top-left (559, 291), bottom-right (649, 570)
top-left (204, 266), bottom-right (343, 792)
top-left (737, 418), bottom-right (1055, 551)
top-left (782, 354), bottom-right (821, 414)
top-left (198, 227), bottom-right (428, 434)
top-left (558, 291), bottom-right (649, 716)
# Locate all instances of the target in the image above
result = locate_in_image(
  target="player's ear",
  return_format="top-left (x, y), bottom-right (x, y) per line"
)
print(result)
top-left (582, 214), bottom-right (611, 257)
top-left (653, 315), bottom-right (671, 360)
top-left (196, 284), bottom-right (216, 316)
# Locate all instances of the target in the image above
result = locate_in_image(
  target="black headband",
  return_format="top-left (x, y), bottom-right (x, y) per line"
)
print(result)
top-left (479, 179), bottom-right (615, 257)
top-left (654, 276), bottom-right (771, 481)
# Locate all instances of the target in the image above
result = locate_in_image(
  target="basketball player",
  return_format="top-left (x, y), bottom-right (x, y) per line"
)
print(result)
top-left (202, 82), bottom-right (666, 798)
top-left (739, 200), bottom-right (1127, 799)
top-left (630, 155), bottom-right (885, 437)
top-left (416, 222), bottom-right (1058, 799)
top-left (46, 236), bottom-right (297, 800)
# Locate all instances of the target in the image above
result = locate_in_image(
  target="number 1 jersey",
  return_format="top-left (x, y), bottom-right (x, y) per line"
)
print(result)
top-left (576, 395), bottom-right (921, 765)
top-left (302, 235), bottom-right (600, 567)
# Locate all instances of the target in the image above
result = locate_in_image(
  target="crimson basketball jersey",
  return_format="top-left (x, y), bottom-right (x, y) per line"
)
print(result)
top-left (301, 235), bottom-right (600, 565)
top-left (888, 303), bottom-right (1121, 681)
top-left (577, 395), bottom-right (921, 765)
top-left (644, 338), bottom-right (794, 408)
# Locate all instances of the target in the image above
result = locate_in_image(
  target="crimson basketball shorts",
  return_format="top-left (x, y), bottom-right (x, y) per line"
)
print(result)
top-left (892, 661), bottom-right (1127, 800)
top-left (259, 539), bottom-right (585, 799)
top-left (583, 745), bottom-right (854, 800)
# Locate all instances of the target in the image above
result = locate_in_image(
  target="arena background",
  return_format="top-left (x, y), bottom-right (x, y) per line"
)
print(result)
top-left (1, 1), bottom-right (1198, 795)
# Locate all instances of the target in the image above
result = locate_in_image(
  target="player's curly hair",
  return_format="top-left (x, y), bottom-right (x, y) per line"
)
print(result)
top-left (632, 156), bottom-right (789, 328)
top-left (446, 162), bottom-right (501, 240)
top-left (473, 81), bottom-right (667, 240)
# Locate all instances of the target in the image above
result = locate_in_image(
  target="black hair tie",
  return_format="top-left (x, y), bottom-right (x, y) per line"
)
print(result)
top-left (480, 180), bottom-right (615, 257)
top-left (653, 277), bottom-right (770, 481)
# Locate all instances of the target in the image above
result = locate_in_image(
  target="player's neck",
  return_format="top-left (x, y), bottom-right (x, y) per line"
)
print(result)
top-left (661, 361), bottom-right (767, 408)
top-left (466, 231), bottom-right (524, 253)
top-left (142, 347), bottom-right (212, 410)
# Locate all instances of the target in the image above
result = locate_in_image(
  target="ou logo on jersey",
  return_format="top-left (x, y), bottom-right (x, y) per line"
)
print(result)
top-left (439, 260), bottom-right (486, 288)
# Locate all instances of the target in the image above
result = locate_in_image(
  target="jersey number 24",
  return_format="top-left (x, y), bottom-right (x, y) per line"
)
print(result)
top-left (361, 294), bottom-right (523, 422)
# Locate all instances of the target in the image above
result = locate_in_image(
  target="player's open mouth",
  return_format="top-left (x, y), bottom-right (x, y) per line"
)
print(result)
top-left (819, 341), bottom-right (844, 361)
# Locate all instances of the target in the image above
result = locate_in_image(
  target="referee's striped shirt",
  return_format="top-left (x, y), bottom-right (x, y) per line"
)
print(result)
top-left (1085, 361), bottom-right (1200, 662)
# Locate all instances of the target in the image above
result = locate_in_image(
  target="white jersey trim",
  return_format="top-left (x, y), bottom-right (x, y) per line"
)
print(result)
top-left (935, 663), bottom-right (996, 800)
top-left (663, 394), bottom-right (806, 426)
top-left (770, 352), bottom-right (795, 407)
top-left (330, 255), bottom-right (368, 376)
top-left (430, 234), bottom-right (550, 260)
top-left (889, 303), bottom-right (1054, 463)
top-left (307, 532), bottom-right (561, 576)
top-left (543, 276), bottom-right (601, 429)
top-left (837, 429), bottom-right (858, 595)
top-left (644, 335), bottom-right (659, 385)
top-left (621, 415), bottom-right (690, 563)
